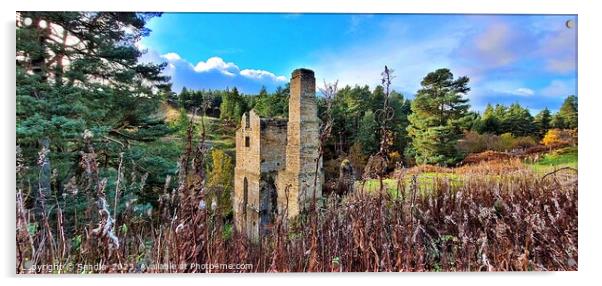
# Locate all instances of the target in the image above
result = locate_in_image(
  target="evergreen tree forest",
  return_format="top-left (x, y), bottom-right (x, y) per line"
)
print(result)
top-left (16, 12), bottom-right (177, 225)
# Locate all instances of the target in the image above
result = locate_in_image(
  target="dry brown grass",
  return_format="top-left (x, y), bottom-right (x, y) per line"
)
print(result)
top-left (461, 151), bottom-right (513, 165)
top-left (162, 102), bottom-right (181, 124)
top-left (16, 120), bottom-right (578, 273)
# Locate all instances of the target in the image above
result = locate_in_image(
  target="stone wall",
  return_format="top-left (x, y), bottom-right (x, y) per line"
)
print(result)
top-left (259, 118), bottom-right (287, 173)
top-left (277, 68), bottom-right (322, 218)
top-left (233, 111), bottom-right (262, 238)
top-left (234, 68), bottom-right (323, 238)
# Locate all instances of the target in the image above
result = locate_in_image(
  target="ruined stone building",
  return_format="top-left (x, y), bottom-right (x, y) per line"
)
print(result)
top-left (233, 68), bottom-right (323, 239)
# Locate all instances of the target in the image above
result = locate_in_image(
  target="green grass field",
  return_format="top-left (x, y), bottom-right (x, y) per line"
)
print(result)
top-left (359, 173), bottom-right (462, 198)
top-left (528, 146), bottom-right (578, 173)
top-left (361, 146), bottom-right (578, 196)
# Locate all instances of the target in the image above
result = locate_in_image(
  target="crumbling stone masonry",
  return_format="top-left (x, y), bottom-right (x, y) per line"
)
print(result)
top-left (233, 68), bottom-right (323, 239)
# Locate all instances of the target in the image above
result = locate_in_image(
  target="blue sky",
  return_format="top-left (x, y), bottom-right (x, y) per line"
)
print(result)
top-left (139, 13), bottom-right (577, 113)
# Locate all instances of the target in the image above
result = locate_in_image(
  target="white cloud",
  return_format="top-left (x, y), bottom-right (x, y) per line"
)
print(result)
top-left (162, 52), bottom-right (182, 61)
top-left (193, 56), bottom-right (239, 76)
top-left (240, 69), bottom-right (287, 82)
top-left (481, 80), bottom-right (535, 97)
top-left (139, 51), bottom-right (288, 93)
top-left (512, 88), bottom-right (535, 96)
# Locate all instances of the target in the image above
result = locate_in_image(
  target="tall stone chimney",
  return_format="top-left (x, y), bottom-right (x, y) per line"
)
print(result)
top-left (279, 68), bottom-right (322, 217)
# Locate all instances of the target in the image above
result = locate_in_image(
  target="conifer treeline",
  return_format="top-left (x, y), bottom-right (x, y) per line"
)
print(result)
top-left (174, 72), bottom-right (577, 167)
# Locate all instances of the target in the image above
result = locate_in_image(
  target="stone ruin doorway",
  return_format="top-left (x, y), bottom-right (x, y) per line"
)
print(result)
top-left (259, 176), bottom-right (278, 235)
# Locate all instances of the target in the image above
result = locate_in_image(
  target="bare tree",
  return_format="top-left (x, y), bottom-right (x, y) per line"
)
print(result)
top-left (363, 66), bottom-right (396, 194)
top-left (312, 80), bottom-right (338, 207)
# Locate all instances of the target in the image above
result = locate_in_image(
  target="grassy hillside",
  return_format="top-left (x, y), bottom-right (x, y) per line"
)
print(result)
top-left (529, 146), bottom-right (578, 173)
top-left (162, 103), bottom-right (236, 154)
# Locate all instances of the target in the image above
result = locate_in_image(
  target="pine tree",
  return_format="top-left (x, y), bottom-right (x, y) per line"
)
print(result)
top-left (17, 12), bottom-right (170, 145)
top-left (479, 104), bottom-right (501, 134)
top-left (388, 91), bottom-right (412, 157)
top-left (191, 90), bottom-right (204, 109)
top-left (504, 103), bottom-right (535, 137)
top-left (179, 87), bottom-right (191, 109)
top-left (534, 108), bottom-right (552, 137)
top-left (220, 88), bottom-right (235, 120)
top-left (551, 113), bottom-right (567, 129)
top-left (558, 95), bottom-right (578, 129)
top-left (253, 86), bottom-right (272, 117)
top-left (220, 87), bottom-right (247, 122)
top-left (356, 111), bottom-right (379, 155)
top-left (371, 85), bottom-right (386, 113)
top-left (271, 84), bottom-right (290, 117)
top-left (407, 68), bottom-right (471, 165)
top-left (16, 12), bottom-right (172, 213)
